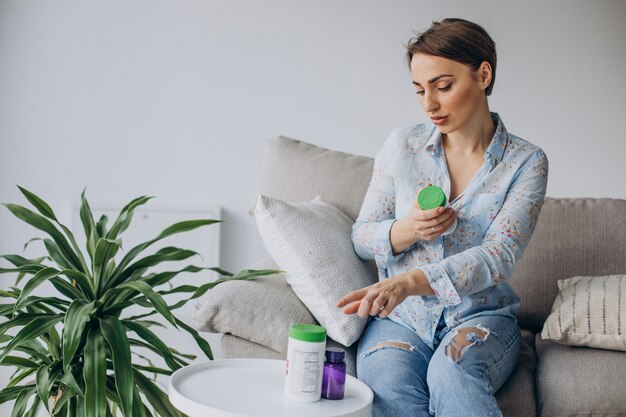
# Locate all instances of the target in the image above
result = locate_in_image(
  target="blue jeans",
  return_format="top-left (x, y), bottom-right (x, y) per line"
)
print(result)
top-left (356, 314), bottom-right (521, 417)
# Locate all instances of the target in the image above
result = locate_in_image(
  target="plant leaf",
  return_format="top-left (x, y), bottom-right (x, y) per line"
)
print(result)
top-left (59, 270), bottom-right (95, 300)
top-left (16, 185), bottom-right (57, 221)
top-left (144, 265), bottom-right (230, 288)
top-left (174, 316), bottom-right (213, 360)
top-left (0, 314), bottom-right (46, 337)
top-left (93, 238), bottom-right (122, 294)
top-left (122, 320), bottom-right (180, 371)
top-left (106, 195), bottom-right (155, 240)
top-left (7, 368), bottom-right (37, 388)
top-left (189, 268), bottom-right (282, 300)
top-left (1, 254), bottom-right (43, 267)
top-left (79, 187), bottom-right (97, 259)
top-left (25, 395), bottom-right (41, 417)
top-left (2, 203), bottom-right (84, 272)
top-left (100, 316), bottom-right (133, 417)
top-left (15, 342), bottom-right (52, 365)
top-left (83, 327), bottom-right (107, 417)
top-left (157, 285), bottom-right (198, 296)
top-left (0, 356), bottom-right (39, 368)
top-left (131, 385), bottom-right (148, 417)
top-left (0, 288), bottom-right (20, 299)
top-left (43, 239), bottom-right (73, 270)
top-left (22, 237), bottom-right (44, 252)
top-left (10, 385), bottom-right (35, 417)
top-left (0, 264), bottom-right (45, 276)
top-left (130, 364), bottom-right (171, 375)
top-left (36, 364), bottom-right (52, 413)
top-left (51, 384), bottom-right (77, 415)
top-left (6, 296), bottom-right (70, 314)
top-left (0, 385), bottom-right (35, 405)
top-left (109, 247), bottom-right (198, 290)
top-left (117, 281), bottom-right (177, 329)
top-left (62, 300), bottom-right (95, 370)
top-left (13, 267), bottom-right (61, 314)
top-left (109, 219), bottom-right (220, 286)
top-left (49, 277), bottom-right (83, 300)
top-left (133, 368), bottom-right (183, 417)
top-left (0, 315), bottom-right (63, 363)
top-left (60, 367), bottom-right (84, 398)
top-left (95, 214), bottom-right (108, 238)
top-left (16, 186), bottom-right (89, 272)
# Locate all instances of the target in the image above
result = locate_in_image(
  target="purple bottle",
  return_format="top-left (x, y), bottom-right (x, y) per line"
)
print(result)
top-left (321, 347), bottom-right (346, 400)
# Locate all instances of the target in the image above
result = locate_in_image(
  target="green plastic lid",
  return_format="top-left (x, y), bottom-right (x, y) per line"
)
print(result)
top-left (289, 324), bottom-right (327, 343)
top-left (418, 185), bottom-right (447, 210)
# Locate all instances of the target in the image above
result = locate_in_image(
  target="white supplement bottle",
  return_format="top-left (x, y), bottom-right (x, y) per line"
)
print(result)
top-left (284, 323), bottom-right (327, 402)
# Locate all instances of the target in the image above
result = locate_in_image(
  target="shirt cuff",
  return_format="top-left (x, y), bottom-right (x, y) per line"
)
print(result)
top-left (372, 219), bottom-right (408, 271)
top-left (419, 263), bottom-right (462, 307)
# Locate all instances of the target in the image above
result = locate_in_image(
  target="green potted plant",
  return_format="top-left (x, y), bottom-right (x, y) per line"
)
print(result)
top-left (0, 186), bottom-right (280, 416)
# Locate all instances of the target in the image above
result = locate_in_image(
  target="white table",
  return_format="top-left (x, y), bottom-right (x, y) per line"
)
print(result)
top-left (168, 358), bottom-right (373, 417)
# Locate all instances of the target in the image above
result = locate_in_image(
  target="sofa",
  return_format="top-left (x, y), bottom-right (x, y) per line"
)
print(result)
top-left (192, 135), bottom-right (626, 417)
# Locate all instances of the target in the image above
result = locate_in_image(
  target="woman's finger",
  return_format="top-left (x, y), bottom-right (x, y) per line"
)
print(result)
top-left (432, 213), bottom-right (456, 235)
top-left (336, 287), bottom-right (368, 307)
top-left (415, 206), bottom-right (445, 221)
top-left (379, 305), bottom-right (390, 319)
top-left (421, 209), bottom-right (453, 229)
top-left (341, 300), bottom-right (361, 315)
top-left (368, 297), bottom-right (386, 316)
top-left (357, 294), bottom-right (378, 318)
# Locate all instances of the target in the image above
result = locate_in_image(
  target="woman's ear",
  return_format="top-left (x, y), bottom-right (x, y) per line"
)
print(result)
top-left (477, 61), bottom-right (492, 90)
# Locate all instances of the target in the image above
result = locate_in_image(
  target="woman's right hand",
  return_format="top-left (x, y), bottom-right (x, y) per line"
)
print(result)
top-left (390, 197), bottom-right (456, 252)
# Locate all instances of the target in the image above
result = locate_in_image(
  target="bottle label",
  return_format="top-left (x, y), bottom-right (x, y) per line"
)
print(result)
top-left (287, 349), bottom-right (319, 394)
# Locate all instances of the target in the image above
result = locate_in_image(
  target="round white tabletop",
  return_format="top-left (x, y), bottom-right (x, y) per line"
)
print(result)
top-left (168, 358), bottom-right (373, 417)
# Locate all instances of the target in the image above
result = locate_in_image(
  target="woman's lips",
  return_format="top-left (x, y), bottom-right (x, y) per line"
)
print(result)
top-left (431, 116), bottom-right (448, 125)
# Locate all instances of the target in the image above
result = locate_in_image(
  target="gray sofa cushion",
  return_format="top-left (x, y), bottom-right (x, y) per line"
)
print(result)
top-left (509, 198), bottom-right (626, 331)
top-left (221, 334), bottom-right (284, 360)
top-left (191, 258), bottom-right (318, 353)
top-left (249, 136), bottom-right (374, 222)
top-left (536, 334), bottom-right (626, 416)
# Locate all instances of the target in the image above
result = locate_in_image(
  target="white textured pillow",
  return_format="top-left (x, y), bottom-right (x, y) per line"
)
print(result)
top-left (541, 275), bottom-right (626, 351)
top-left (254, 195), bottom-right (377, 346)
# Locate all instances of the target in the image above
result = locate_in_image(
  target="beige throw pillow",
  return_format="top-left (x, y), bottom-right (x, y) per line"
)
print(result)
top-left (541, 275), bottom-right (626, 351)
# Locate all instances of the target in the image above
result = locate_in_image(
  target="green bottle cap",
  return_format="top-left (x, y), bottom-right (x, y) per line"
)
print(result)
top-left (289, 324), bottom-right (327, 343)
top-left (418, 185), bottom-right (447, 210)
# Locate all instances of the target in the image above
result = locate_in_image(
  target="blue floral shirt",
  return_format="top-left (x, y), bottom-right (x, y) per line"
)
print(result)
top-left (352, 112), bottom-right (549, 349)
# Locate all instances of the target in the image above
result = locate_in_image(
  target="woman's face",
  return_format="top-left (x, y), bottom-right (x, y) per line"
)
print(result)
top-left (410, 53), bottom-right (490, 134)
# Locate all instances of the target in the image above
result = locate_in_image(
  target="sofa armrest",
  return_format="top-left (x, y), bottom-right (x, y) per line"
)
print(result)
top-left (191, 258), bottom-right (317, 355)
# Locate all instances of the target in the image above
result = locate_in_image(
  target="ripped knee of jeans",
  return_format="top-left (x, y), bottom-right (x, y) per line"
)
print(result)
top-left (359, 340), bottom-right (416, 360)
top-left (444, 324), bottom-right (494, 364)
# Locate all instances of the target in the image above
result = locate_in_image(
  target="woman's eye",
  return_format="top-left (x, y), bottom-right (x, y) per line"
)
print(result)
top-left (415, 85), bottom-right (451, 95)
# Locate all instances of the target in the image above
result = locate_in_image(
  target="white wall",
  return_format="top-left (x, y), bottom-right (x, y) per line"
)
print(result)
top-left (0, 0), bottom-right (624, 409)
top-left (1, 0), bottom-right (625, 273)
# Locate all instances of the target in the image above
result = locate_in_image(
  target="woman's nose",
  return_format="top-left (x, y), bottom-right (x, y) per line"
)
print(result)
top-left (422, 92), bottom-right (439, 112)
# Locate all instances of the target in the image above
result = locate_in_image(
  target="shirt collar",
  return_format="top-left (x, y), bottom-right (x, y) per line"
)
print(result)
top-left (426, 112), bottom-right (508, 162)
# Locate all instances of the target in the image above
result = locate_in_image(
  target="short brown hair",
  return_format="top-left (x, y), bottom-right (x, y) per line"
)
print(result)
top-left (405, 18), bottom-right (497, 96)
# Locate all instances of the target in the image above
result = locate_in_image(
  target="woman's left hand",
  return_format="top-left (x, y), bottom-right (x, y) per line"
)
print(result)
top-left (336, 271), bottom-right (416, 319)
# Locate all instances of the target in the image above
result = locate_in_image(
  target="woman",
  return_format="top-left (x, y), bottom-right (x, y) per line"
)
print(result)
top-left (336, 18), bottom-right (548, 417)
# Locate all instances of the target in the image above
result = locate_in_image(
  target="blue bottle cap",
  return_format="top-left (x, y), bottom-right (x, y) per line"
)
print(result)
top-left (325, 347), bottom-right (345, 362)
